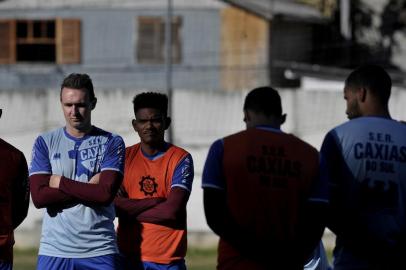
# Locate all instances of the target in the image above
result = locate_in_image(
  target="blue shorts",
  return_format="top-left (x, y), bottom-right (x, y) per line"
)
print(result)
top-left (143, 259), bottom-right (186, 270)
top-left (37, 254), bottom-right (122, 270)
top-left (123, 258), bottom-right (186, 270)
top-left (0, 261), bottom-right (12, 270)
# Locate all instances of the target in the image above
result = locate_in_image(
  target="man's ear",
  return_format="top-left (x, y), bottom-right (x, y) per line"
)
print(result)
top-left (358, 87), bottom-right (367, 102)
top-left (91, 98), bottom-right (97, 110)
top-left (132, 119), bottom-right (138, 132)
top-left (280, 113), bottom-right (287, 125)
top-left (165, 117), bottom-right (172, 130)
top-left (243, 110), bottom-right (250, 123)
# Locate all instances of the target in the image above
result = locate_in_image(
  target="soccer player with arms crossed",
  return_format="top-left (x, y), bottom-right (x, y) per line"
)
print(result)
top-left (29, 73), bottom-right (125, 270)
top-left (115, 92), bottom-right (194, 270)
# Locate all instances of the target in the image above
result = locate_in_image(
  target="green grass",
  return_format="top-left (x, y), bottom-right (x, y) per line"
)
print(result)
top-left (13, 247), bottom-right (217, 270)
top-left (14, 248), bottom-right (37, 270)
top-left (186, 247), bottom-right (217, 270)
top-left (13, 246), bottom-right (332, 269)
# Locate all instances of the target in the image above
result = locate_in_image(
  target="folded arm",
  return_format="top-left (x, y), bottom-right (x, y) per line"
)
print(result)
top-left (30, 135), bottom-right (74, 209)
top-left (57, 170), bottom-right (123, 206)
top-left (135, 187), bottom-right (190, 229)
top-left (114, 196), bottom-right (166, 219)
top-left (30, 174), bottom-right (75, 209)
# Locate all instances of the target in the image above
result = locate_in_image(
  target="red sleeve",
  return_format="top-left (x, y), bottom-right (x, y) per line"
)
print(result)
top-left (114, 196), bottom-right (165, 219)
top-left (59, 170), bottom-right (122, 206)
top-left (12, 153), bottom-right (29, 228)
top-left (30, 174), bottom-right (75, 209)
top-left (136, 187), bottom-right (189, 228)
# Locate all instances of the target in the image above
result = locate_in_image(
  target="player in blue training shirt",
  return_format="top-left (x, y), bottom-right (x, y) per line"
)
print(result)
top-left (29, 73), bottom-right (125, 270)
top-left (202, 87), bottom-right (330, 270)
top-left (321, 65), bottom-right (406, 269)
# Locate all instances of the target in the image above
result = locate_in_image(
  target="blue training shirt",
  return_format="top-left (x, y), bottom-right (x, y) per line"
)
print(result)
top-left (29, 127), bottom-right (125, 258)
top-left (321, 116), bottom-right (406, 268)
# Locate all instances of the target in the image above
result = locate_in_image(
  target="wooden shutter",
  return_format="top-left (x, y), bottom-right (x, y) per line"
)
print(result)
top-left (159, 16), bottom-right (182, 63)
top-left (0, 20), bottom-right (16, 64)
top-left (137, 17), bottom-right (164, 63)
top-left (137, 16), bottom-right (182, 64)
top-left (171, 16), bottom-right (182, 64)
top-left (56, 19), bottom-right (81, 64)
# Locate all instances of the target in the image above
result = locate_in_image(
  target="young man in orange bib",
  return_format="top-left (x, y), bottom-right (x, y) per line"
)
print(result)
top-left (115, 92), bottom-right (194, 270)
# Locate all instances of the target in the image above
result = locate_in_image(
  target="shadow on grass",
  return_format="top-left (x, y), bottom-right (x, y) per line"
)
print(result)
top-left (14, 248), bottom-right (37, 270)
top-left (13, 247), bottom-right (217, 270)
top-left (186, 247), bottom-right (217, 270)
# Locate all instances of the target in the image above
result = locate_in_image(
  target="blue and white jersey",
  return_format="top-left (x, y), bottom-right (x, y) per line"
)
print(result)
top-left (171, 153), bottom-right (194, 192)
top-left (321, 117), bottom-right (406, 267)
top-left (29, 127), bottom-right (125, 258)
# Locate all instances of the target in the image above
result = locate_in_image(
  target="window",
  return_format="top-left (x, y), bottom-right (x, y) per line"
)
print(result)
top-left (16, 20), bottom-right (56, 62)
top-left (0, 19), bottom-right (81, 64)
top-left (137, 16), bottom-right (182, 64)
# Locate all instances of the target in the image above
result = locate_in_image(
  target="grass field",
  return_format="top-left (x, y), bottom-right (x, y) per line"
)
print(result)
top-left (14, 247), bottom-right (217, 270)
top-left (14, 246), bottom-right (332, 269)
top-left (14, 249), bottom-right (37, 270)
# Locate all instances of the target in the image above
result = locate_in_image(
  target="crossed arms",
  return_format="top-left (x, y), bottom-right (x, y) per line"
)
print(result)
top-left (30, 134), bottom-right (125, 209)
top-left (30, 170), bottom-right (123, 208)
top-left (114, 187), bottom-right (190, 229)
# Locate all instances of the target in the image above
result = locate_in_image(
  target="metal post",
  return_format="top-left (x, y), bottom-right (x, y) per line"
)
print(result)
top-left (340, 0), bottom-right (351, 40)
top-left (165, 0), bottom-right (173, 143)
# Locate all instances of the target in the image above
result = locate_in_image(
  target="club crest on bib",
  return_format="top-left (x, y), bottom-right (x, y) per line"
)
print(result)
top-left (139, 175), bottom-right (158, 196)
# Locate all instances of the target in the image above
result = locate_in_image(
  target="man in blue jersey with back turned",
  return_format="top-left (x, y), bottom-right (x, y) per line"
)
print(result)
top-left (29, 73), bottom-right (125, 270)
top-left (321, 64), bottom-right (406, 269)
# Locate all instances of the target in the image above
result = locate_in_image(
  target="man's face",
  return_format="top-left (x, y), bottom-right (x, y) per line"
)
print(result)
top-left (133, 108), bottom-right (167, 145)
top-left (61, 87), bottom-right (94, 132)
top-left (344, 86), bottom-right (362, 119)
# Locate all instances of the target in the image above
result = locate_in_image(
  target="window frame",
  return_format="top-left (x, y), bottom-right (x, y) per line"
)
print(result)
top-left (0, 18), bottom-right (81, 65)
top-left (136, 16), bottom-right (182, 64)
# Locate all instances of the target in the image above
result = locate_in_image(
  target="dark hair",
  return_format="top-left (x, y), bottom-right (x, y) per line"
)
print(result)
top-left (60, 73), bottom-right (96, 102)
top-left (132, 92), bottom-right (168, 116)
top-left (243, 86), bottom-right (282, 117)
top-left (345, 64), bottom-right (392, 104)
